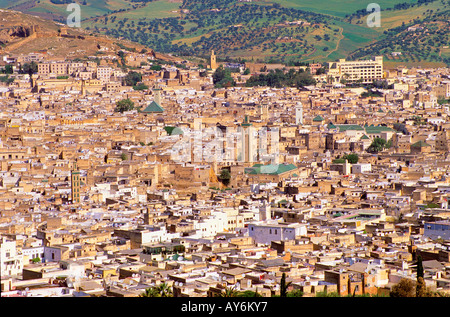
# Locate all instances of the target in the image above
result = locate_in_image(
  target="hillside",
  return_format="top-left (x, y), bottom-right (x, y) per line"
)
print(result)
top-left (0, 0), bottom-right (449, 66)
top-left (0, 9), bottom-right (181, 62)
top-left (346, 0), bottom-right (450, 67)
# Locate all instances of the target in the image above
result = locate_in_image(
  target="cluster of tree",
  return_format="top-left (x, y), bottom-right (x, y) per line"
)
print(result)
top-left (367, 137), bottom-right (392, 153)
top-left (114, 99), bottom-right (134, 113)
top-left (1, 64), bottom-right (13, 74)
top-left (140, 282), bottom-right (173, 297)
top-left (21, 62), bottom-right (38, 76)
top-left (438, 98), bottom-right (450, 105)
top-left (349, 15), bottom-right (449, 65)
top-left (124, 71), bottom-right (143, 87)
top-left (346, 0), bottom-right (437, 22)
top-left (219, 168), bottom-right (231, 186)
top-left (99, 0), bottom-right (334, 64)
top-left (393, 123), bottom-right (410, 135)
top-left (245, 68), bottom-right (316, 88)
top-left (212, 65), bottom-right (235, 88)
top-left (333, 153), bottom-right (359, 164)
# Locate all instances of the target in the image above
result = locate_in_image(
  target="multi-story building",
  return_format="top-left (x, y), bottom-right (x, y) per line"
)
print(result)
top-left (96, 66), bottom-right (113, 83)
top-left (328, 56), bottom-right (383, 83)
top-left (0, 237), bottom-right (23, 277)
top-left (37, 61), bottom-right (69, 75)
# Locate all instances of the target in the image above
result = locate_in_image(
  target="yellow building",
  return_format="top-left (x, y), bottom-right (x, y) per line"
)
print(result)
top-left (328, 56), bottom-right (383, 83)
top-left (210, 50), bottom-right (217, 70)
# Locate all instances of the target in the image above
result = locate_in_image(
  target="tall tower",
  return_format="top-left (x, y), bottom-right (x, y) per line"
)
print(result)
top-left (240, 115), bottom-right (255, 163)
top-left (258, 103), bottom-right (269, 122)
top-left (153, 85), bottom-right (162, 106)
top-left (71, 161), bottom-right (81, 204)
top-left (295, 102), bottom-right (303, 125)
top-left (81, 79), bottom-right (86, 96)
top-left (210, 50), bottom-right (217, 71)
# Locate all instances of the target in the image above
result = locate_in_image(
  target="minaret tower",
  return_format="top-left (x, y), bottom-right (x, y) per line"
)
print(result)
top-left (210, 50), bottom-right (217, 71)
top-left (295, 102), bottom-right (303, 125)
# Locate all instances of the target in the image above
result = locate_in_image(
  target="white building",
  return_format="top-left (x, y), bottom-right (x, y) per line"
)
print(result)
top-left (193, 211), bottom-right (227, 238)
top-left (352, 163), bottom-right (372, 174)
top-left (22, 246), bottom-right (45, 264)
top-left (0, 237), bottom-right (23, 277)
top-left (248, 221), bottom-right (307, 245)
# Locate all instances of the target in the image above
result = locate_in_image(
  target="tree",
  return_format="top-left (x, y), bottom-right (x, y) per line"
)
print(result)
top-left (150, 64), bottom-right (162, 71)
top-left (416, 255), bottom-right (426, 297)
top-left (286, 289), bottom-right (303, 297)
top-left (133, 83), bottom-right (148, 91)
top-left (22, 62), bottom-right (38, 76)
top-left (219, 169), bottom-right (231, 186)
top-left (2, 64), bottom-right (13, 74)
top-left (140, 282), bottom-right (173, 297)
top-left (114, 98), bottom-right (134, 113)
top-left (124, 71), bottom-right (142, 86)
top-left (416, 277), bottom-right (427, 297)
top-left (416, 255), bottom-right (424, 280)
top-left (390, 278), bottom-right (416, 297)
top-left (343, 153), bottom-right (358, 164)
top-left (213, 65), bottom-right (235, 88)
top-left (368, 137), bottom-right (387, 153)
top-left (121, 153), bottom-right (128, 161)
top-left (217, 285), bottom-right (239, 297)
top-left (280, 272), bottom-right (292, 297)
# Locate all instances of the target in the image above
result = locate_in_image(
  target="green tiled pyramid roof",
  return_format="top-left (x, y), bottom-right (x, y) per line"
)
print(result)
top-left (313, 115), bottom-right (324, 122)
top-left (327, 123), bottom-right (337, 129)
top-left (143, 101), bottom-right (164, 113)
top-left (411, 140), bottom-right (430, 148)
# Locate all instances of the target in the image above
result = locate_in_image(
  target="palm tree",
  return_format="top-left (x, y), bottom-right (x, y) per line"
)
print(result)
top-left (217, 285), bottom-right (239, 297)
top-left (140, 287), bottom-right (160, 297)
top-left (140, 282), bottom-right (173, 297)
top-left (156, 282), bottom-right (173, 297)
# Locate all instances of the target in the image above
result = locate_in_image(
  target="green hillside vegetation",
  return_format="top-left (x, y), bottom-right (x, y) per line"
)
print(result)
top-left (84, 0), bottom-right (347, 64)
top-left (347, 0), bottom-right (450, 66)
top-left (1, 0), bottom-right (449, 66)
